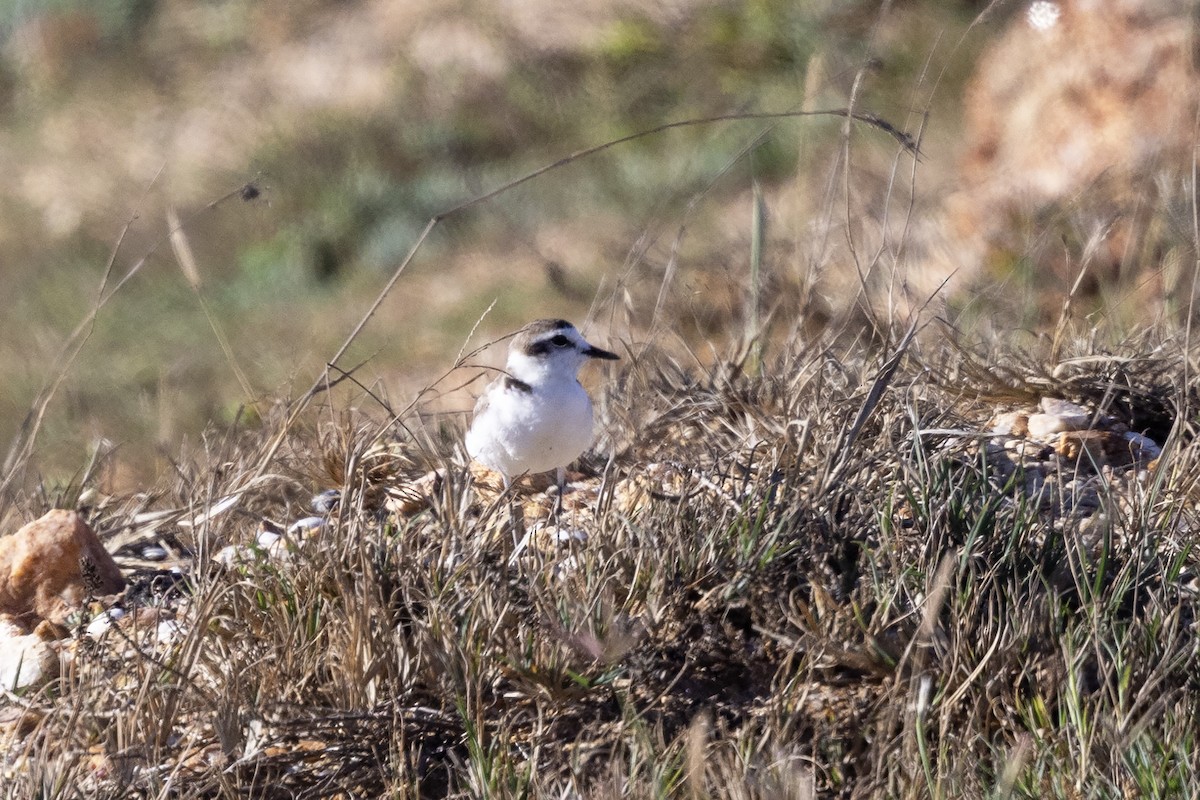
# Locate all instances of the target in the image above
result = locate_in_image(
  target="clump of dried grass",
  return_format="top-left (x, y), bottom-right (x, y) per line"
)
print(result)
top-left (5, 318), bottom-right (1200, 799)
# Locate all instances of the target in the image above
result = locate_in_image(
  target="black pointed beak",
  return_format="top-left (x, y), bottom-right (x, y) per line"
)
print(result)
top-left (583, 345), bottom-right (620, 360)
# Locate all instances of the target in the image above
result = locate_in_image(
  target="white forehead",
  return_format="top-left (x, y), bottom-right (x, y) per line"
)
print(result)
top-left (530, 324), bottom-right (584, 345)
top-left (512, 320), bottom-right (586, 356)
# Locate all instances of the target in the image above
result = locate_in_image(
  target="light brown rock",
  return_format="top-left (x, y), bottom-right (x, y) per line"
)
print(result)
top-left (0, 510), bottom-right (124, 628)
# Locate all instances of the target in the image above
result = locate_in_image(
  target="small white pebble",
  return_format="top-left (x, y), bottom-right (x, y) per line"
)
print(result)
top-left (85, 608), bottom-right (126, 639)
top-left (256, 530), bottom-right (282, 549)
top-left (155, 620), bottom-right (184, 645)
top-left (140, 545), bottom-right (168, 561)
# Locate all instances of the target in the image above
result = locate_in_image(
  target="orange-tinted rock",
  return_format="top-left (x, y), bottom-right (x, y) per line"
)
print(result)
top-left (0, 510), bottom-right (124, 628)
top-left (1056, 430), bottom-right (1116, 467)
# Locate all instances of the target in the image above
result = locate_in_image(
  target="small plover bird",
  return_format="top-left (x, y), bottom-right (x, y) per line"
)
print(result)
top-left (466, 319), bottom-right (619, 488)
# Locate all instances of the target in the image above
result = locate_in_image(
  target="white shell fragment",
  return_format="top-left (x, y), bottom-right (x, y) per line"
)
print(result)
top-left (287, 516), bottom-right (326, 536)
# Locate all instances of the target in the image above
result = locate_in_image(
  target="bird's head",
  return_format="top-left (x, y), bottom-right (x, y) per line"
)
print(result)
top-left (506, 319), bottom-right (619, 383)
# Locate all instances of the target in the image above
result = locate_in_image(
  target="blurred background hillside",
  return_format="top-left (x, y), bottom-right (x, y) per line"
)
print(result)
top-left (1, 0), bottom-right (1195, 487)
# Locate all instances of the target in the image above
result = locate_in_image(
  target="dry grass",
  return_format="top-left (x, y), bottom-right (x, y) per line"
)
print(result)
top-left (3, 315), bottom-right (1200, 798)
top-left (2, 7), bottom-right (1199, 793)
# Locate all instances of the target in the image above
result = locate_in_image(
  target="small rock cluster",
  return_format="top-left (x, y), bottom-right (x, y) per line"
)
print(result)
top-left (983, 397), bottom-right (1162, 523)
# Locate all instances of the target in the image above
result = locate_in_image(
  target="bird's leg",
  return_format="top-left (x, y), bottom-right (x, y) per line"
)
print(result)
top-left (505, 473), bottom-right (526, 551)
top-left (553, 466), bottom-right (567, 520)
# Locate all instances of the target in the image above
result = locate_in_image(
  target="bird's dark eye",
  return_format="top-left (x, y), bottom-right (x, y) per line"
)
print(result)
top-left (550, 334), bottom-right (572, 347)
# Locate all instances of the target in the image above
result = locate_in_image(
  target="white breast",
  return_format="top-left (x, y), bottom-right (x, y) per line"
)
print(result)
top-left (466, 379), bottom-right (596, 477)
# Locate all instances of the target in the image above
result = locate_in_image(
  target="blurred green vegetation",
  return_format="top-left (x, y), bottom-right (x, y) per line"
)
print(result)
top-left (0, 0), bottom-right (989, 485)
